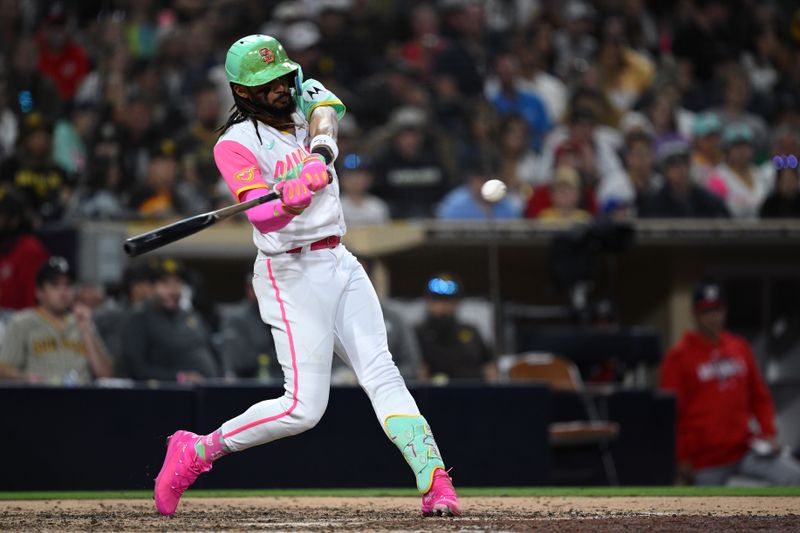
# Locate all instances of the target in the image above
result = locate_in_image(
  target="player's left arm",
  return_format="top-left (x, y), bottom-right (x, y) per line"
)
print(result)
top-left (295, 78), bottom-right (346, 190)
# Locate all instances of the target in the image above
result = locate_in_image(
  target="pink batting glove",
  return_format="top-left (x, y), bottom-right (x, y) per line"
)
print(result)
top-left (275, 177), bottom-right (313, 213)
top-left (300, 154), bottom-right (330, 192)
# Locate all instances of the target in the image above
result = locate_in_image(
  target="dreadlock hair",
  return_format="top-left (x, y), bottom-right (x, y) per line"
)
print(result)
top-left (216, 83), bottom-right (295, 144)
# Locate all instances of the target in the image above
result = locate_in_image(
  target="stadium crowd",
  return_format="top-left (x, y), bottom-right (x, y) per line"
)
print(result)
top-left (0, 0), bottom-right (799, 228)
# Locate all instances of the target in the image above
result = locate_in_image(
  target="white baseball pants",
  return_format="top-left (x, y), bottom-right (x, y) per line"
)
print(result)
top-left (220, 244), bottom-right (420, 450)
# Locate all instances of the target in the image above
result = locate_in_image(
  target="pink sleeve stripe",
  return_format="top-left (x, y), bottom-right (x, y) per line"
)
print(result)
top-left (223, 257), bottom-right (299, 439)
top-left (214, 140), bottom-right (266, 201)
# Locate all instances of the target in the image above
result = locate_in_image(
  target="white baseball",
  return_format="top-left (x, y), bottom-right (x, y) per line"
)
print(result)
top-left (480, 179), bottom-right (507, 203)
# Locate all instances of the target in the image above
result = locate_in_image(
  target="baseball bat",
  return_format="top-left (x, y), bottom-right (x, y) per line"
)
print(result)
top-left (123, 191), bottom-right (279, 257)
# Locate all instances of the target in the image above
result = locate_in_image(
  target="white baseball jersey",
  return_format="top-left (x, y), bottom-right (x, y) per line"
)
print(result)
top-left (214, 82), bottom-right (346, 254)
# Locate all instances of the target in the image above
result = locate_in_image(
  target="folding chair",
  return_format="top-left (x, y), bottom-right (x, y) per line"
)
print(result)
top-left (507, 352), bottom-right (620, 485)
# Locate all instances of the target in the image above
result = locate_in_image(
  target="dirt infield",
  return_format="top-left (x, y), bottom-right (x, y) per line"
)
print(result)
top-left (1, 496), bottom-right (799, 532)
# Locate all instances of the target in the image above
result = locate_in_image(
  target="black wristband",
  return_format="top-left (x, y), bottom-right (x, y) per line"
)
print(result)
top-left (312, 145), bottom-right (333, 165)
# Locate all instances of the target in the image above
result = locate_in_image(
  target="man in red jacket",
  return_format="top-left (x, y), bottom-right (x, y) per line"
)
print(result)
top-left (660, 282), bottom-right (800, 485)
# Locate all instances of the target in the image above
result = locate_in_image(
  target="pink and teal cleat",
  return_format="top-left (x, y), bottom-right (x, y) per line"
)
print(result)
top-left (154, 430), bottom-right (212, 516)
top-left (421, 468), bottom-right (462, 517)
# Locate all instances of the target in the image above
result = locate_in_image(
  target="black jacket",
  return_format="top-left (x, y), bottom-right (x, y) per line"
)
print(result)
top-left (639, 184), bottom-right (729, 218)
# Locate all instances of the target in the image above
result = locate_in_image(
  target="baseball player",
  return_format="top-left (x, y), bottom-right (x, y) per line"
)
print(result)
top-left (154, 35), bottom-right (461, 517)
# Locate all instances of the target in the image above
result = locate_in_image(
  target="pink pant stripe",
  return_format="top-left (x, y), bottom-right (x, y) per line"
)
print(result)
top-left (223, 258), bottom-right (299, 439)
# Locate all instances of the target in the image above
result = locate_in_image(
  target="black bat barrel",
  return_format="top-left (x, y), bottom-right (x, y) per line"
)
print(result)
top-left (123, 213), bottom-right (216, 257)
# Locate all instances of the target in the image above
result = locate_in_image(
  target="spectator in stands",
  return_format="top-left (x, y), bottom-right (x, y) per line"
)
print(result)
top-left (35, 5), bottom-right (90, 103)
top-left (129, 145), bottom-right (181, 220)
top-left (760, 164), bottom-right (800, 219)
top-left (595, 16), bottom-right (655, 122)
top-left (597, 130), bottom-right (661, 214)
top-left (53, 102), bottom-right (96, 177)
top-left (660, 281), bottom-right (800, 485)
top-left (712, 66), bottom-right (769, 154)
top-left (175, 82), bottom-right (223, 209)
top-left (339, 164), bottom-right (390, 226)
top-left (539, 102), bottom-right (623, 196)
top-left (671, 0), bottom-right (734, 110)
top-left (116, 95), bottom-right (160, 183)
top-left (535, 166), bottom-right (592, 224)
top-left (400, 3), bottom-right (449, 84)
top-left (0, 77), bottom-right (18, 160)
top-left (121, 258), bottom-right (219, 382)
top-left (741, 24), bottom-right (787, 98)
top-left (74, 45), bottom-right (131, 109)
top-left (706, 124), bottom-right (771, 219)
top-left (353, 60), bottom-right (418, 132)
top-left (437, 162), bottom-right (520, 220)
top-left (94, 260), bottom-right (158, 374)
top-left (0, 113), bottom-right (70, 222)
top-left (316, 1), bottom-right (368, 89)
top-left (217, 273), bottom-right (278, 380)
top-left (515, 22), bottom-right (567, 123)
top-left (282, 20), bottom-right (323, 80)
top-left (371, 106), bottom-right (450, 218)
top-left (496, 114), bottom-right (544, 192)
top-left (553, 1), bottom-right (597, 85)
top-left (758, 126), bottom-right (800, 193)
top-left (485, 52), bottom-right (551, 152)
top-left (0, 257), bottom-right (113, 383)
top-left (643, 83), bottom-right (690, 148)
top-left (0, 190), bottom-right (48, 310)
top-left (4, 37), bottom-right (61, 120)
top-left (619, 0), bottom-right (659, 55)
top-left (690, 113), bottom-right (723, 186)
top-left (416, 273), bottom-right (495, 383)
top-left (67, 120), bottom-right (129, 220)
top-left (640, 140), bottom-right (729, 218)
top-left (434, 1), bottom-right (485, 98)
top-left (526, 142), bottom-right (600, 219)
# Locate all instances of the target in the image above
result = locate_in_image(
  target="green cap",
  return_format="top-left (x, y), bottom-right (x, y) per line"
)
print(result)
top-left (693, 112), bottom-right (721, 138)
top-left (224, 34), bottom-right (299, 87)
top-left (721, 123), bottom-right (754, 149)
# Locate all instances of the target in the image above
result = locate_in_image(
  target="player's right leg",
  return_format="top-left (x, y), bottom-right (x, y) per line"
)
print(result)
top-left (154, 252), bottom-right (336, 515)
top-left (332, 249), bottom-right (461, 516)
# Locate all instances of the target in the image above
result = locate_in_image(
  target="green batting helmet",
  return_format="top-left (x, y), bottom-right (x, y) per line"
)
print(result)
top-left (224, 34), bottom-right (299, 87)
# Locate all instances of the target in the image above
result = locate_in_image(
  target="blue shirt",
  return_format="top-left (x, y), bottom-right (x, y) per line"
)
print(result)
top-left (437, 186), bottom-right (519, 220)
top-left (490, 89), bottom-right (552, 152)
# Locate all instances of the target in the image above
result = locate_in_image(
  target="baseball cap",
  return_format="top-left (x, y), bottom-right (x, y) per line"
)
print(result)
top-left (693, 113), bottom-right (722, 138)
top-left (565, 0), bottom-right (596, 21)
top-left (552, 166), bottom-right (581, 188)
top-left (389, 106), bottom-right (427, 132)
top-left (36, 256), bottom-right (73, 287)
top-left (283, 21), bottom-right (320, 52)
top-left (722, 123), bottom-right (754, 149)
top-left (153, 258), bottom-right (185, 281)
top-left (122, 260), bottom-right (158, 289)
top-left (656, 139), bottom-right (691, 168)
top-left (692, 282), bottom-right (725, 312)
top-left (425, 273), bottom-right (461, 299)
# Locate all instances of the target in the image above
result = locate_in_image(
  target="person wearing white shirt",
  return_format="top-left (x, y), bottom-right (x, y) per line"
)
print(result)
top-left (706, 123), bottom-right (773, 219)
